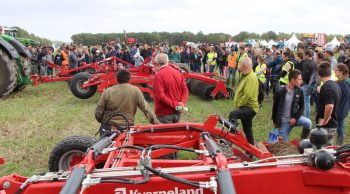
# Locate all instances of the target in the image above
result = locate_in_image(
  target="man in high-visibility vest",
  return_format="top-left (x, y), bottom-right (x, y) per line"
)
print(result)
top-left (237, 45), bottom-right (249, 66)
top-left (255, 55), bottom-right (267, 84)
top-left (279, 51), bottom-right (294, 86)
top-left (237, 45), bottom-right (249, 79)
top-left (207, 46), bottom-right (217, 73)
top-left (226, 49), bottom-right (238, 87)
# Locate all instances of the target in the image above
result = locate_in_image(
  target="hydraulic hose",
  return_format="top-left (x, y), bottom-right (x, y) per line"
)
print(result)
top-left (139, 158), bottom-right (200, 187)
top-left (59, 166), bottom-right (86, 194)
top-left (217, 169), bottom-right (236, 194)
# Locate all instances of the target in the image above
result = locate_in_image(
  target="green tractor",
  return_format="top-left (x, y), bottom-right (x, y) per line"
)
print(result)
top-left (0, 26), bottom-right (33, 97)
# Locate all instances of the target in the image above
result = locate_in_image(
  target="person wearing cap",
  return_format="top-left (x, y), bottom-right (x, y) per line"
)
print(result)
top-left (95, 69), bottom-right (159, 136)
top-left (93, 49), bottom-right (104, 62)
top-left (226, 49), bottom-right (238, 87)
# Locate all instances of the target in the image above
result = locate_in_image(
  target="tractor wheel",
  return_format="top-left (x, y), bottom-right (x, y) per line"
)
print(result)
top-left (69, 72), bottom-right (97, 99)
top-left (48, 136), bottom-right (95, 172)
top-left (0, 47), bottom-right (17, 98)
top-left (268, 142), bottom-right (299, 156)
top-left (14, 56), bottom-right (31, 91)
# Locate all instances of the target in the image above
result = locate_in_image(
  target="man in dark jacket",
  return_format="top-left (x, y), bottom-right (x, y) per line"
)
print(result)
top-left (272, 69), bottom-right (312, 141)
top-left (140, 44), bottom-right (152, 59)
top-left (269, 51), bottom-right (283, 93)
top-left (301, 49), bottom-right (318, 119)
top-left (180, 47), bottom-right (190, 65)
top-left (68, 46), bottom-right (83, 70)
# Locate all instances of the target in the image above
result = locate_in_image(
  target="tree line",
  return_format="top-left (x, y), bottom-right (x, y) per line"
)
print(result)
top-left (14, 27), bottom-right (52, 45)
top-left (9, 27), bottom-right (345, 46)
top-left (71, 31), bottom-right (345, 46)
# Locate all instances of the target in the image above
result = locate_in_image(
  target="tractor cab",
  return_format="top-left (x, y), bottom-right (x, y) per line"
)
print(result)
top-left (0, 26), bottom-right (17, 38)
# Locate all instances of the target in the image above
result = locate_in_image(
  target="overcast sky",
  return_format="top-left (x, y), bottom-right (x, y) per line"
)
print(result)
top-left (1, 0), bottom-right (349, 42)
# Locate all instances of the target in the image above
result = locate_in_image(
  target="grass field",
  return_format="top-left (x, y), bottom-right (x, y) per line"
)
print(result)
top-left (0, 81), bottom-right (349, 177)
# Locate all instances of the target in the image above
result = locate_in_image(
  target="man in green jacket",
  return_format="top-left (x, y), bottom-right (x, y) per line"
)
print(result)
top-left (229, 57), bottom-right (259, 145)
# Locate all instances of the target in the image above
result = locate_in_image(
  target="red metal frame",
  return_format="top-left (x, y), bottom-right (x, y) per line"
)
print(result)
top-left (1, 115), bottom-right (350, 194)
top-left (30, 57), bottom-right (119, 86)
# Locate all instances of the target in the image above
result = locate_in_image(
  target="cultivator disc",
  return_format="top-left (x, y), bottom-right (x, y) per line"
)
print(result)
top-left (186, 78), bottom-right (234, 100)
top-left (192, 81), bottom-right (215, 100)
top-left (268, 142), bottom-right (299, 156)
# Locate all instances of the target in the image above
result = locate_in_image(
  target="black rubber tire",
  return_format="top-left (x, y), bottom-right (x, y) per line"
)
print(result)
top-left (14, 56), bottom-right (31, 91)
top-left (48, 136), bottom-right (95, 172)
top-left (69, 72), bottom-right (97, 99)
top-left (0, 47), bottom-right (17, 98)
top-left (226, 87), bottom-right (234, 99)
top-left (268, 142), bottom-right (299, 156)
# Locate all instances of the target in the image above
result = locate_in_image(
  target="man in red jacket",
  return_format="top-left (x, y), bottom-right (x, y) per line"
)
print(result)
top-left (154, 53), bottom-right (189, 123)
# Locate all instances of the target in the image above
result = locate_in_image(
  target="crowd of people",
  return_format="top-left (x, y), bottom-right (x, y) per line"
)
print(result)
top-left (26, 39), bottom-right (350, 146)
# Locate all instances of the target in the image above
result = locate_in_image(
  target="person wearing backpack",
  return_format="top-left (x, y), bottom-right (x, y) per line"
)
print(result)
top-left (279, 51), bottom-right (294, 87)
top-left (272, 69), bottom-right (312, 141)
top-left (301, 49), bottom-right (318, 119)
top-left (269, 50), bottom-right (283, 93)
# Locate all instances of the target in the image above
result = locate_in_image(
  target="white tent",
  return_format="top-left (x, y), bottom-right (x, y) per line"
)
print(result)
top-left (259, 40), bottom-right (268, 47)
top-left (325, 37), bottom-right (340, 49)
top-left (285, 34), bottom-right (301, 50)
top-left (267, 40), bottom-right (277, 48)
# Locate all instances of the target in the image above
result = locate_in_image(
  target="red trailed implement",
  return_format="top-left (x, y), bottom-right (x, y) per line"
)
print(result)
top-left (70, 60), bottom-right (233, 101)
top-left (1, 115), bottom-right (350, 194)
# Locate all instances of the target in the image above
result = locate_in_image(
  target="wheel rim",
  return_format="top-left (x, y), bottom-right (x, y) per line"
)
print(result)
top-left (76, 79), bottom-right (89, 94)
top-left (58, 150), bottom-right (85, 171)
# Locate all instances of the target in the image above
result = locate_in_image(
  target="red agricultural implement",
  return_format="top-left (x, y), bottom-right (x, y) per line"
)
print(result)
top-left (1, 114), bottom-right (350, 194)
top-left (30, 56), bottom-right (126, 87)
top-left (69, 59), bottom-right (233, 101)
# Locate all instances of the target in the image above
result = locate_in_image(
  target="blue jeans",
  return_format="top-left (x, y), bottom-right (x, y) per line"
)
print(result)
top-left (279, 116), bottom-right (312, 141)
top-left (301, 85), bottom-right (311, 118)
top-left (226, 68), bottom-right (236, 86)
top-left (193, 63), bottom-right (201, 72)
top-left (337, 118), bottom-right (345, 138)
top-left (209, 65), bottom-right (215, 73)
